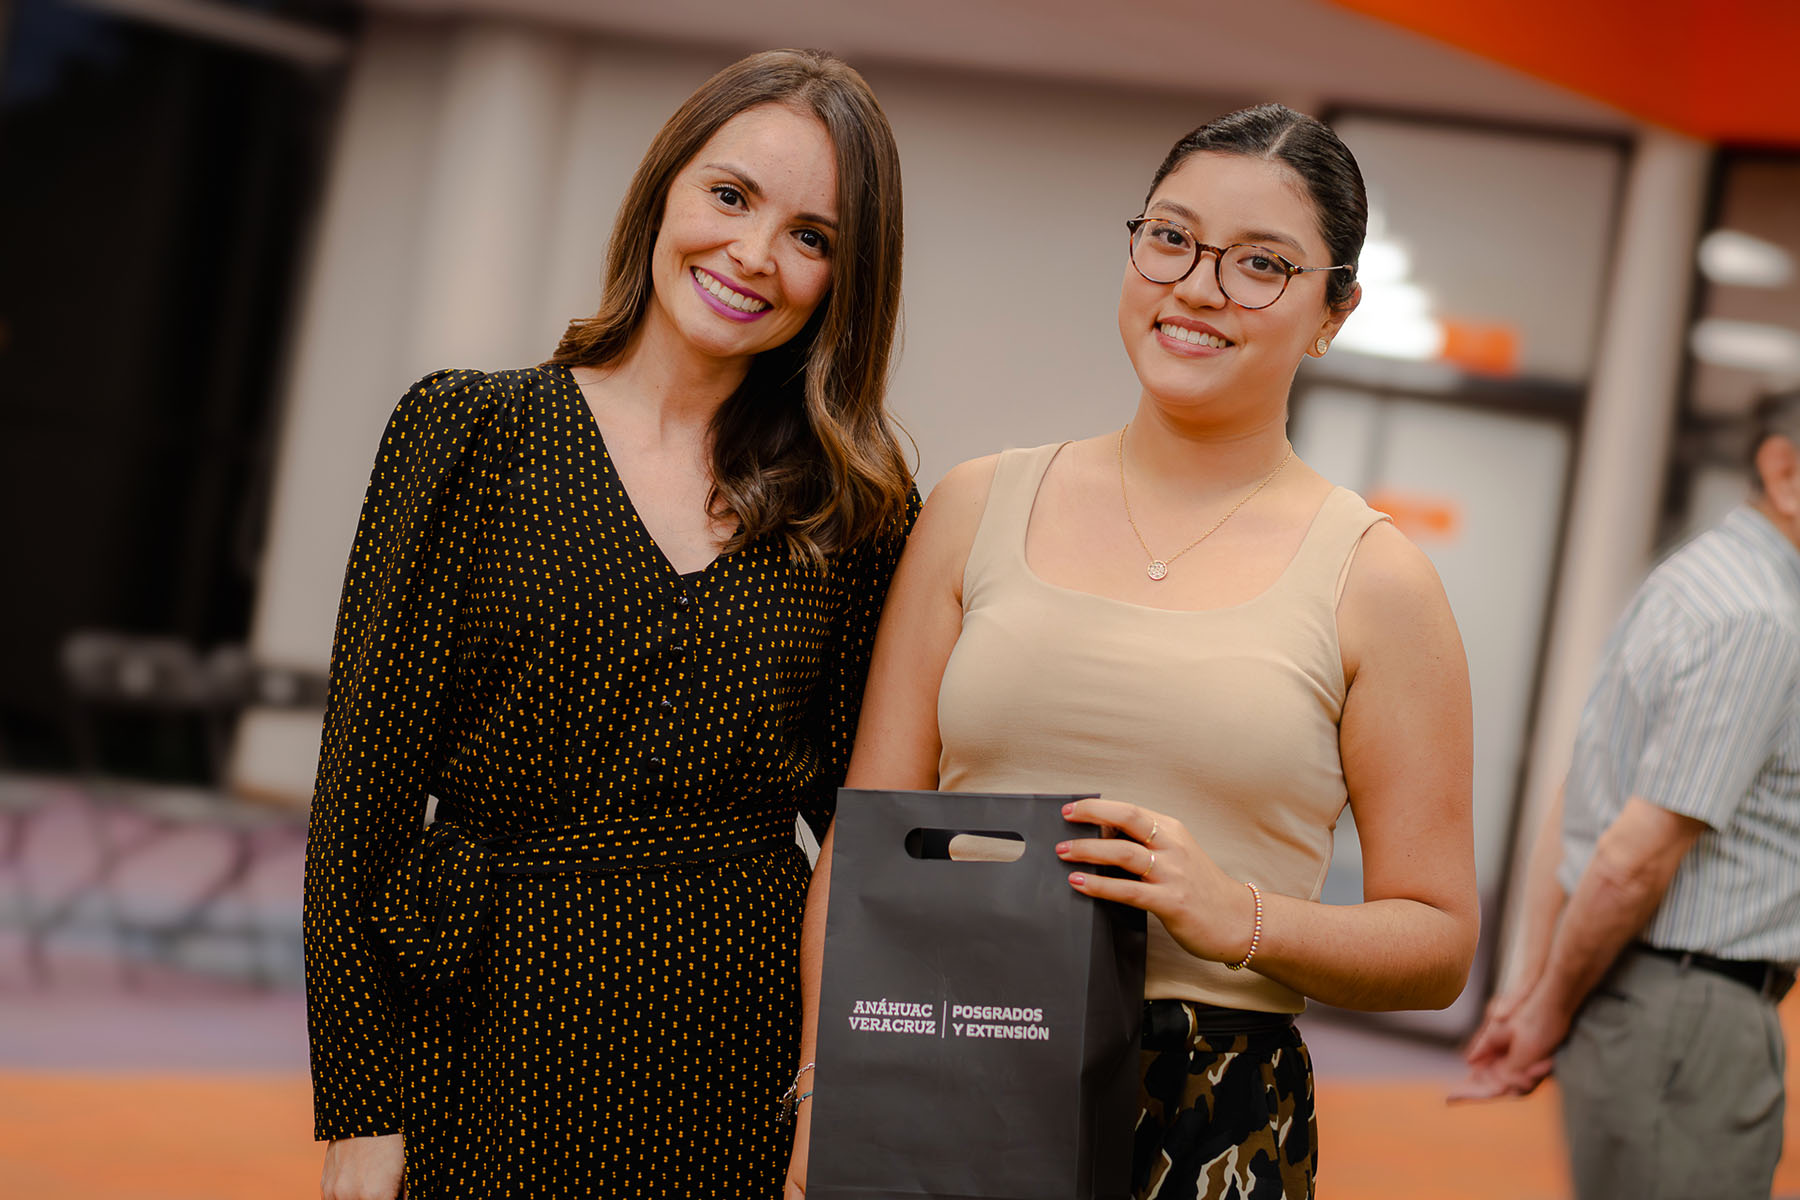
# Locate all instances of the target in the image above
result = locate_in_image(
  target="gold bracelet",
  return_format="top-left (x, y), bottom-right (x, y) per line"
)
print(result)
top-left (1225, 881), bottom-right (1263, 971)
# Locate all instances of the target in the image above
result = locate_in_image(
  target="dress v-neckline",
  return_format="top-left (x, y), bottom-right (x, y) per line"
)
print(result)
top-left (558, 363), bottom-right (726, 581)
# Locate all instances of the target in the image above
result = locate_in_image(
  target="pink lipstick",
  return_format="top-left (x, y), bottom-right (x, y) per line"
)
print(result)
top-left (690, 267), bottom-right (771, 324)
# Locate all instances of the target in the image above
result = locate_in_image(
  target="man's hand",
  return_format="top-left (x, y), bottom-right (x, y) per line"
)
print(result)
top-left (322, 1133), bottom-right (405, 1200)
top-left (1458, 986), bottom-right (1525, 1074)
top-left (1453, 796), bottom-right (1707, 1104)
top-left (1450, 984), bottom-right (1563, 1102)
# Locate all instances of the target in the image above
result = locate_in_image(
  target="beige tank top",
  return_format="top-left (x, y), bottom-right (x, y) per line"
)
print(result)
top-left (937, 443), bottom-right (1390, 1012)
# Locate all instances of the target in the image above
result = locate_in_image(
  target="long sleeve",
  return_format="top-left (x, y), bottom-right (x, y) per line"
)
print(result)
top-left (798, 486), bottom-right (920, 839)
top-left (303, 368), bottom-right (507, 1139)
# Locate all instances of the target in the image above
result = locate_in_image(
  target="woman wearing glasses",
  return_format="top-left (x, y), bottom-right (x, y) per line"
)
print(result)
top-left (787, 105), bottom-right (1476, 1199)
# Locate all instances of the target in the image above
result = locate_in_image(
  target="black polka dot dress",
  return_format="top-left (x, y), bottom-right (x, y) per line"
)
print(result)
top-left (302, 365), bottom-right (915, 1197)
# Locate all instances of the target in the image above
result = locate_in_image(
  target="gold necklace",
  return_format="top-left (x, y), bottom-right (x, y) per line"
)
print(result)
top-left (1116, 425), bottom-right (1294, 581)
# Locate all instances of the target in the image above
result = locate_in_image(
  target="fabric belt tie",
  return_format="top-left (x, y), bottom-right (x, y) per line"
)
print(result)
top-left (1633, 942), bottom-right (1796, 1003)
top-left (364, 804), bottom-right (798, 1002)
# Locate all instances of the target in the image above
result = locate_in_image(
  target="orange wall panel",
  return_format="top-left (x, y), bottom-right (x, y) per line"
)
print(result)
top-left (1328, 0), bottom-right (1800, 144)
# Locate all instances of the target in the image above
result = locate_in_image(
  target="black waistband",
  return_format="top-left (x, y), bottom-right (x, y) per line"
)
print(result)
top-left (367, 803), bottom-right (799, 1003)
top-left (1632, 943), bottom-right (1796, 1002)
top-left (431, 802), bottom-right (797, 873)
top-left (1142, 998), bottom-right (1298, 1048)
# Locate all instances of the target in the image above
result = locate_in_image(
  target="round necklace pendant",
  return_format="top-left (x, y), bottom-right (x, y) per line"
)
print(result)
top-left (1146, 560), bottom-right (1169, 581)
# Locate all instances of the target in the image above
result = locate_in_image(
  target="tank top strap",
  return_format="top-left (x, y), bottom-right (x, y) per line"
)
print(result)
top-left (1278, 486), bottom-right (1393, 606)
top-left (962, 443), bottom-right (1066, 604)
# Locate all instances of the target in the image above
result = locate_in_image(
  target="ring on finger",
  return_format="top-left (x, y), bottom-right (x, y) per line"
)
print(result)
top-left (1144, 850), bottom-right (1156, 877)
top-left (1148, 817), bottom-right (1160, 845)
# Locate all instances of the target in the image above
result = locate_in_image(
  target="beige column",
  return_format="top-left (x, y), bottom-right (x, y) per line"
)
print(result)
top-left (406, 22), bottom-right (577, 371)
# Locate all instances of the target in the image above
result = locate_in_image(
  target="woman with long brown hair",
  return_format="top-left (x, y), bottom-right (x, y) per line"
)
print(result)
top-left (307, 49), bottom-right (914, 1200)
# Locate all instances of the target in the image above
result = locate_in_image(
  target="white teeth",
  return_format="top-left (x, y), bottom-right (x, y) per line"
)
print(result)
top-left (1159, 322), bottom-right (1228, 349)
top-left (694, 268), bottom-right (770, 312)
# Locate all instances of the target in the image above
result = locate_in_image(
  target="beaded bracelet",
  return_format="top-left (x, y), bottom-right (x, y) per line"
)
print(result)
top-left (1224, 881), bottom-right (1263, 971)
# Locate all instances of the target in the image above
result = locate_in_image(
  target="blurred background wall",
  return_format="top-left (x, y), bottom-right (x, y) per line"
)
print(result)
top-left (3, 0), bottom-right (1797, 1038)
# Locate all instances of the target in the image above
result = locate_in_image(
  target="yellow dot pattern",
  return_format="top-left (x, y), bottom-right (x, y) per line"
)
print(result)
top-left (303, 365), bottom-right (916, 1196)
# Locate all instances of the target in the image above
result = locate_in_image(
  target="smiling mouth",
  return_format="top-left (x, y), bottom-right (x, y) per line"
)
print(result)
top-left (1158, 322), bottom-right (1231, 349)
top-left (693, 267), bottom-right (771, 314)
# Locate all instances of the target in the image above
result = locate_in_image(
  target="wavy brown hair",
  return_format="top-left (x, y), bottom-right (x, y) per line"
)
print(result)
top-left (547, 49), bottom-right (909, 568)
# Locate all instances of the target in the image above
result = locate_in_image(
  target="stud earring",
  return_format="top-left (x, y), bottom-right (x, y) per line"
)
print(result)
top-left (1315, 337), bottom-right (1330, 356)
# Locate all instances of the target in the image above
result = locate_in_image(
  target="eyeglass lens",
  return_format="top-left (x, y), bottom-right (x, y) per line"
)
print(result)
top-left (1130, 219), bottom-right (1290, 308)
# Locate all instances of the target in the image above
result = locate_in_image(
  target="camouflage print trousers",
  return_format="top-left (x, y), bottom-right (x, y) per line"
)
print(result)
top-left (1131, 1000), bottom-right (1317, 1200)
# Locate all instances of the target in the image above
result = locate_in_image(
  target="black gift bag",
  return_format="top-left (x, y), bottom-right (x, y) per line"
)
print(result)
top-left (809, 788), bottom-right (1148, 1200)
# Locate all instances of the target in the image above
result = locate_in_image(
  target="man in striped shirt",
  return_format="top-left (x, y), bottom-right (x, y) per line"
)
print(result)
top-left (1459, 392), bottom-right (1800, 1199)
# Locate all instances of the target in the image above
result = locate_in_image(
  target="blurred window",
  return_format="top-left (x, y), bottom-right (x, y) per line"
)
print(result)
top-left (1665, 152), bottom-right (1800, 545)
top-left (1326, 112), bottom-right (1624, 388)
top-left (0, 0), bottom-right (352, 775)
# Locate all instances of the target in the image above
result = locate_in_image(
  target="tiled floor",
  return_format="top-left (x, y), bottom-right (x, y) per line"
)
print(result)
top-left (1, 774), bottom-right (1794, 1199)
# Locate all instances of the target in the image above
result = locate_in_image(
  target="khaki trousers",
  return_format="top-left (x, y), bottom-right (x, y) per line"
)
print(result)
top-left (1556, 948), bottom-right (1786, 1200)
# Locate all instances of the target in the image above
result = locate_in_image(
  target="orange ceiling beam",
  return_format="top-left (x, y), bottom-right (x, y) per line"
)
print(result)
top-left (1326, 0), bottom-right (1800, 144)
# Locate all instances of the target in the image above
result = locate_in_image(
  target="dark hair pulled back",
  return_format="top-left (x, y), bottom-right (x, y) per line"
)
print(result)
top-left (1146, 103), bottom-right (1366, 313)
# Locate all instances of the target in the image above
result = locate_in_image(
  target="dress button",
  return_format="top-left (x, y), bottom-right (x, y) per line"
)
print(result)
top-left (650, 755), bottom-right (665, 767)
top-left (675, 591), bottom-right (692, 608)
top-left (659, 698), bottom-right (675, 711)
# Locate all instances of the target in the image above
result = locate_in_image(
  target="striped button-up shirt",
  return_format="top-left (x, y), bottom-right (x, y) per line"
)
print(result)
top-left (1560, 506), bottom-right (1800, 966)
